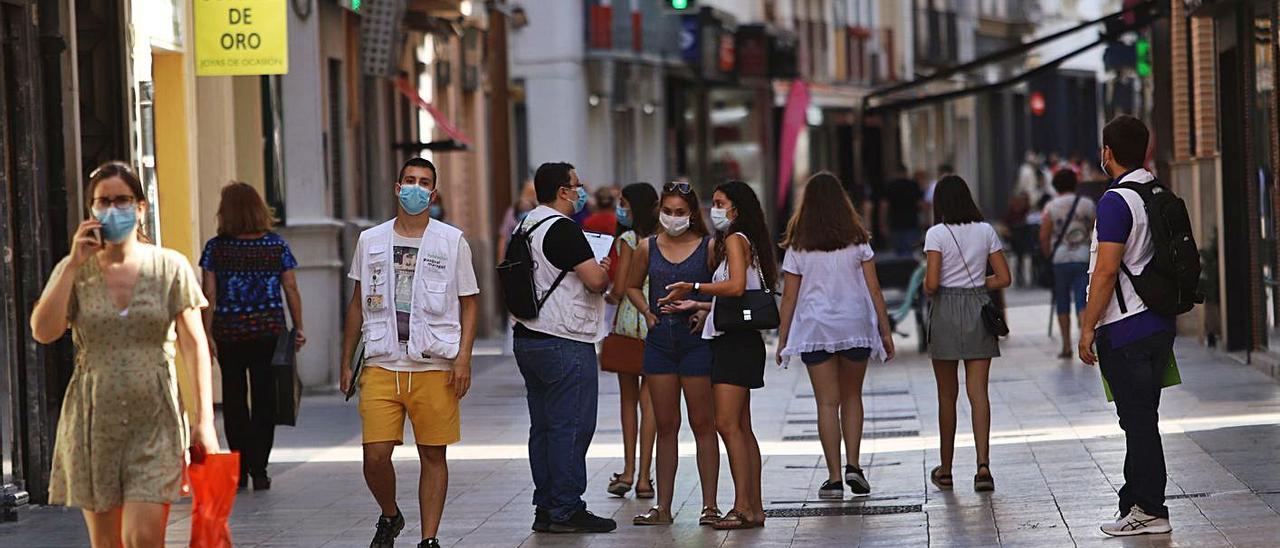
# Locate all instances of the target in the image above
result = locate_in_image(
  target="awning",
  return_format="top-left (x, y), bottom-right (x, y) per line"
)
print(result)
top-left (395, 76), bottom-right (474, 148)
top-left (864, 0), bottom-right (1162, 114)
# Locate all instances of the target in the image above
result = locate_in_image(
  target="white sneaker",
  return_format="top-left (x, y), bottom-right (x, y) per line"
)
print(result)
top-left (1100, 505), bottom-right (1172, 537)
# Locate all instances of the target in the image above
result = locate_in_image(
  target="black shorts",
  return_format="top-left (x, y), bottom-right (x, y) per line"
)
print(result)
top-left (800, 347), bottom-right (872, 366)
top-left (710, 330), bottom-right (765, 389)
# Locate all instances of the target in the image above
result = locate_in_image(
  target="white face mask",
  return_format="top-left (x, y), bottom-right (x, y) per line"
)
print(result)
top-left (709, 207), bottom-right (732, 231)
top-left (659, 213), bottom-right (691, 236)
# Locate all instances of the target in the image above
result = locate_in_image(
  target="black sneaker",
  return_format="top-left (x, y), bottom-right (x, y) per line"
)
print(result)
top-left (532, 508), bottom-right (550, 532)
top-left (418, 539), bottom-right (442, 548)
top-left (818, 479), bottom-right (844, 499)
top-left (370, 509), bottom-right (405, 548)
top-left (547, 508), bottom-right (617, 534)
top-left (251, 473), bottom-right (271, 491)
top-left (845, 465), bottom-right (871, 495)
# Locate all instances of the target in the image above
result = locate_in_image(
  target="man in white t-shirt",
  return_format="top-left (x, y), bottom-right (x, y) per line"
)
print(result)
top-left (341, 158), bottom-right (480, 548)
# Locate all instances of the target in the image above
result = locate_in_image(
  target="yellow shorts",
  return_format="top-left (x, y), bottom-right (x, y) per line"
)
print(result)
top-left (358, 367), bottom-right (460, 446)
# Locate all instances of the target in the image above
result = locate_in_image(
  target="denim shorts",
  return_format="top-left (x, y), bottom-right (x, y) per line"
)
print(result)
top-left (643, 316), bottom-right (712, 376)
top-left (800, 347), bottom-right (873, 366)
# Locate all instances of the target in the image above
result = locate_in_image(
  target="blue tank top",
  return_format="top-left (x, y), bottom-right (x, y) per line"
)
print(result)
top-left (648, 235), bottom-right (712, 317)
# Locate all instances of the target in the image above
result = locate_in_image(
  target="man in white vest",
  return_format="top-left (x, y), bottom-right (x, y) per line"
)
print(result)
top-left (514, 162), bottom-right (615, 533)
top-left (1079, 116), bottom-right (1175, 537)
top-left (340, 158), bottom-right (480, 548)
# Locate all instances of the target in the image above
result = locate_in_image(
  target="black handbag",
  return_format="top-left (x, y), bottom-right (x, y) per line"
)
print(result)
top-left (944, 226), bottom-right (1010, 337)
top-left (270, 328), bottom-right (302, 426)
top-left (712, 244), bottom-right (779, 332)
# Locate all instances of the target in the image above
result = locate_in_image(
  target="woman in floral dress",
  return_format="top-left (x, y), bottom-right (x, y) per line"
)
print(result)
top-left (31, 162), bottom-right (220, 547)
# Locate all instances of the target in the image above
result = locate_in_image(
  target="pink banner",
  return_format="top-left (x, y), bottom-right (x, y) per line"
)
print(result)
top-left (776, 80), bottom-right (810, 213)
top-left (394, 76), bottom-right (473, 147)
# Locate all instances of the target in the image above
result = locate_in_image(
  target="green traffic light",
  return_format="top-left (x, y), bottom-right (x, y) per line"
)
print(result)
top-left (672, 0), bottom-right (689, 9)
top-left (352, 0), bottom-right (361, 10)
top-left (1136, 38), bottom-right (1151, 77)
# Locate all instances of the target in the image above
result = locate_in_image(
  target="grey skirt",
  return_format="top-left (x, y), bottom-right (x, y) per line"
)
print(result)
top-left (929, 287), bottom-right (1001, 361)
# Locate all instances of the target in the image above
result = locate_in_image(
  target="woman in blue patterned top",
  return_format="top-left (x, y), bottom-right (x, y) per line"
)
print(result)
top-left (199, 182), bottom-right (304, 491)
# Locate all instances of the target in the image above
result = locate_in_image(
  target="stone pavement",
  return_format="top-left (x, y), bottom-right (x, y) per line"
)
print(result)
top-left (4, 290), bottom-right (1280, 547)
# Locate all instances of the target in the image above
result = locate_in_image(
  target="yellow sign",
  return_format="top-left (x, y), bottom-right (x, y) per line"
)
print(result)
top-left (195, 0), bottom-right (288, 76)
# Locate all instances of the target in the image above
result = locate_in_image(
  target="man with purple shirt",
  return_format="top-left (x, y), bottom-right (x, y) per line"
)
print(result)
top-left (1078, 115), bottom-right (1174, 537)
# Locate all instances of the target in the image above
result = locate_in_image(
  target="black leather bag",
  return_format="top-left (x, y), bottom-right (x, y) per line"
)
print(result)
top-left (944, 226), bottom-right (1009, 337)
top-left (270, 329), bottom-right (302, 426)
top-left (712, 245), bottom-right (779, 332)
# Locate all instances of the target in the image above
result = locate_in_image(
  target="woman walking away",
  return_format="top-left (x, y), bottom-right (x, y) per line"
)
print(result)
top-left (1039, 170), bottom-right (1095, 358)
top-left (602, 183), bottom-right (659, 500)
top-left (923, 175), bottom-right (1011, 493)
top-left (662, 180), bottom-right (775, 530)
top-left (776, 173), bottom-right (896, 500)
top-left (200, 182), bottom-right (305, 490)
top-left (624, 182), bottom-right (720, 526)
top-left (30, 161), bottom-right (221, 547)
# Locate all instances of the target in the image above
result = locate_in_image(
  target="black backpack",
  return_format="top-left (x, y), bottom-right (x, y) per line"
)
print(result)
top-left (1114, 179), bottom-right (1204, 316)
top-left (497, 216), bottom-right (569, 320)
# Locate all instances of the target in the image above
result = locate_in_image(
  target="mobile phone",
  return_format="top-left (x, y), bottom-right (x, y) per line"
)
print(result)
top-left (90, 227), bottom-right (102, 245)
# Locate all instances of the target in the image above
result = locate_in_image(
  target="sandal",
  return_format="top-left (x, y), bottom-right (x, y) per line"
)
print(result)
top-left (635, 479), bottom-right (655, 499)
top-left (930, 465), bottom-right (953, 491)
top-left (633, 506), bottom-right (673, 526)
top-left (698, 506), bottom-right (722, 526)
top-left (606, 473), bottom-right (633, 497)
top-left (711, 509), bottom-right (755, 530)
top-left (974, 463), bottom-right (995, 492)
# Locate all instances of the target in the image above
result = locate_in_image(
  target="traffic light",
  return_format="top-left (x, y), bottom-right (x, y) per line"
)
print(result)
top-left (1135, 37), bottom-right (1151, 77)
top-left (666, 0), bottom-right (696, 12)
top-left (340, 0), bottom-right (361, 12)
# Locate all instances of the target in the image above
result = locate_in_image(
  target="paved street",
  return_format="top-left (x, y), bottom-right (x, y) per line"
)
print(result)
top-left (4, 290), bottom-right (1280, 547)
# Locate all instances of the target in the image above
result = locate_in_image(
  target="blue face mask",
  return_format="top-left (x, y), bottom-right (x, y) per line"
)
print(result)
top-left (616, 205), bottom-right (632, 227)
top-left (95, 206), bottom-right (138, 243)
top-left (572, 186), bottom-right (588, 214)
top-left (398, 184), bottom-right (432, 216)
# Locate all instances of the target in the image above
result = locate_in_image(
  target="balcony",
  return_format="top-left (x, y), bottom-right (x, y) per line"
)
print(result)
top-left (915, 8), bottom-right (958, 68)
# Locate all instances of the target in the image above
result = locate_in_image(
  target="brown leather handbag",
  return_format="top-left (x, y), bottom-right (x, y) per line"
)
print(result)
top-left (600, 333), bottom-right (645, 376)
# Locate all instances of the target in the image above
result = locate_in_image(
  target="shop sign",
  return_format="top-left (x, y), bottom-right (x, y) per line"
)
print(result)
top-left (195, 0), bottom-right (288, 76)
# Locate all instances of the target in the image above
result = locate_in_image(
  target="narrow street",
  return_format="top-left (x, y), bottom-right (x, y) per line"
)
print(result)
top-left (5, 290), bottom-right (1279, 547)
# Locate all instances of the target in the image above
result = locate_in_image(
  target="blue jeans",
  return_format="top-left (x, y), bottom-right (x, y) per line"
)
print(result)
top-left (891, 228), bottom-right (922, 256)
top-left (513, 336), bottom-right (599, 522)
top-left (1052, 262), bottom-right (1089, 314)
top-left (1097, 330), bottom-right (1175, 519)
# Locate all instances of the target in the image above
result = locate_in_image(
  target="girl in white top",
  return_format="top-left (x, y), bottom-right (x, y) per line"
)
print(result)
top-left (921, 175), bottom-right (1011, 494)
top-left (776, 173), bottom-right (895, 500)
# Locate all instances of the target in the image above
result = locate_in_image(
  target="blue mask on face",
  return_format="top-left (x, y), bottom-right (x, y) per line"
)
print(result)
top-left (616, 205), bottom-right (632, 227)
top-left (398, 184), bottom-right (432, 215)
top-left (95, 206), bottom-right (138, 243)
top-left (572, 186), bottom-right (588, 214)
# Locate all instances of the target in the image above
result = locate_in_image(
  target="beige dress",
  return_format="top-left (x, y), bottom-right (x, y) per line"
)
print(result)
top-left (44, 246), bottom-right (208, 511)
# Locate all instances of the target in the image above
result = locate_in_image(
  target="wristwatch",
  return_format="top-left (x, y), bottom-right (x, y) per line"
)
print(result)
top-left (693, 282), bottom-right (701, 294)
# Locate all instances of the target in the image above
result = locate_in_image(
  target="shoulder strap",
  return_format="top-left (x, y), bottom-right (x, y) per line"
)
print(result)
top-left (520, 215), bottom-right (560, 236)
top-left (943, 225), bottom-right (982, 288)
top-left (729, 232), bottom-right (769, 293)
top-left (525, 215), bottom-right (571, 306)
top-left (1049, 195), bottom-right (1083, 258)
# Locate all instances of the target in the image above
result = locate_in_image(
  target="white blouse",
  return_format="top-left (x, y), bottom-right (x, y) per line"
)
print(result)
top-left (778, 244), bottom-right (887, 363)
top-left (702, 233), bottom-right (762, 340)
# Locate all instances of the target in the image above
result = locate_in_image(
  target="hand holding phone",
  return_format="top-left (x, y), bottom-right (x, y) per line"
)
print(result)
top-left (69, 219), bottom-right (104, 267)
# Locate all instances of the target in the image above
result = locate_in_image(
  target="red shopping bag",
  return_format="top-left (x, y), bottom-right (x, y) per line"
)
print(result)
top-left (188, 448), bottom-right (239, 548)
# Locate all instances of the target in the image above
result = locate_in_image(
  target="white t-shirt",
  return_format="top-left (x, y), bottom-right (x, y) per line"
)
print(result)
top-left (779, 244), bottom-right (886, 362)
top-left (1042, 193), bottom-right (1096, 264)
top-left (348, 226), bottom-right (480, 372)
top-left (923, 222), bottom-right (1003, 288)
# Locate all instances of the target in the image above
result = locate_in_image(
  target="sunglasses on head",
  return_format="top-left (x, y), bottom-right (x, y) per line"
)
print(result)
top-left (663, 182), bottom-right (692, 194)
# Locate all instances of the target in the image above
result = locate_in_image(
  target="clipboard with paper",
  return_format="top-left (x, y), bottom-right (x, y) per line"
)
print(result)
top-left (584, 231), bottom-right (615, 263)
top-left (1101, 353), bottom-right (1181, 402)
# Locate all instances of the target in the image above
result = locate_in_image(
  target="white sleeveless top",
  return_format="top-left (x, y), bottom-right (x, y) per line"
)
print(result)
top-left (702, 233), bottom-right (763, 340)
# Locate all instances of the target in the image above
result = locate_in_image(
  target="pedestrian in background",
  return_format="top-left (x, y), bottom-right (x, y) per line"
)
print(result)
top-left (31, 161), bottom-right (220, 547)
top-left (923, 175), bottom-right (1011, 493)
top-left (879, 164), bottom-right (926, 256)
top-left (1002, 192), bottom-right (1034, 287)
top-left (200, 182), bottom-right (305, 491)
top-left (662, 180), bottom-right (776, 530)
top-left (1039, 170), bottom-right (1095, 359)
top-left (512, 162), bottom-right (616, 534)
top-left (776, 172), bottom-right (896, 500)
top-left (583, 185), bottom-right (619, 235)
top-left (1079, 116), bottom-right (1176, 537)
top-left (340, 158), bottom-right (480, 548)
top-left (601, 182), bottom-right (658, 500)
top-left (624, 181), bottom-right (720, 526)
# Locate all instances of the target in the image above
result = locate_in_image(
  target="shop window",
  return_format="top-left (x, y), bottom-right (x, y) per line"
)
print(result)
top-left (261, 75), bottom-right (286, 223)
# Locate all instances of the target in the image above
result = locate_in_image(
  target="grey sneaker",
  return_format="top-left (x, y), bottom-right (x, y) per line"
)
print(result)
top-left (1100, 505), bottom-right (1172, 537)
top-left (845, 465), bottom-right (871, 495)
